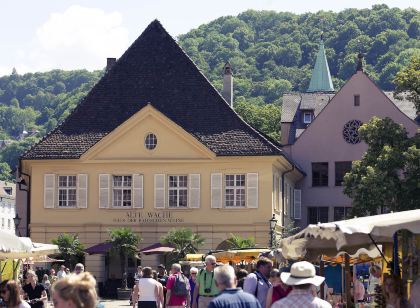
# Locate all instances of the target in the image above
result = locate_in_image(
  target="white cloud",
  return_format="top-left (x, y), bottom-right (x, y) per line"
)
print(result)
top-left (17, 5), bottom-right (129, 73)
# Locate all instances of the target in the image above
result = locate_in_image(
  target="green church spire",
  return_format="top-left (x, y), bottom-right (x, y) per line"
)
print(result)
top-left (307, 35), bottom-right (334, 92)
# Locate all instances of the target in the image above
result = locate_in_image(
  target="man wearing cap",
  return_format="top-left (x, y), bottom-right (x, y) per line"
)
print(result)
top-left (272, 261), bottom-right (331, 308)
top-left (192, 255), bottom-right (219, 308)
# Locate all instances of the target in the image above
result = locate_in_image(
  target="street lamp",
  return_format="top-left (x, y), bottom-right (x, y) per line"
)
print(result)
top-left (269, 214), bottom-right (277, 248)
top-left (14, 213), bottom-right (21, 236)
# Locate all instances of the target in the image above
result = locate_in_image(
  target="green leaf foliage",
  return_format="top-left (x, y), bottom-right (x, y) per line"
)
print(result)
top-left (394, 55), bottom-right (420, 113)
top-left (160, 227), bottom-right (204, 260)
top-left (343, 117), bottom-right (420, 216)
top-left (51, 233), bottom-right (85, 269)
top-left (226, 233), bottom-right (256, 249)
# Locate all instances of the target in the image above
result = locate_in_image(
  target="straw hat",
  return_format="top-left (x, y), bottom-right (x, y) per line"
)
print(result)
top-left (281, 261), bottom-right (325, 286)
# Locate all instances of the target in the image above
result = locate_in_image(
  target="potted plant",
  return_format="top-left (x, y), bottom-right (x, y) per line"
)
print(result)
top-left (107, 227), bottom-right (141, 299)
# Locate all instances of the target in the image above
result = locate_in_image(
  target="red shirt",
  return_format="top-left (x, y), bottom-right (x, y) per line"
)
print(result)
top-left (166, 273), bottom-right (190, 306)
top-left (272, 284), bottom-right (292, 303)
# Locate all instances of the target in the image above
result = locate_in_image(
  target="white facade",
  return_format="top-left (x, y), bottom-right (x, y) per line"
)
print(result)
top-left (0, 182), bottom-right (16, 234)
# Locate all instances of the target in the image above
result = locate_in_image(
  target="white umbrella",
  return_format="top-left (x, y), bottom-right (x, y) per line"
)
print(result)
top-left (0, 230), bottom-right (32, 254)
top-left (0, 240), bottom-right (59, 260)
top-left (280, 209), bottom-right (420, 260)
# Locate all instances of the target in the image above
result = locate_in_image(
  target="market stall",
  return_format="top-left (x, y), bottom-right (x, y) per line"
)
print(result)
top-left (279, 209), bottom-right (420, 306)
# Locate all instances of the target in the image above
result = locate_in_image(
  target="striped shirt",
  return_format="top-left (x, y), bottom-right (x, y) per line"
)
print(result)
top-left (271, 289), bottom-right (332, 308)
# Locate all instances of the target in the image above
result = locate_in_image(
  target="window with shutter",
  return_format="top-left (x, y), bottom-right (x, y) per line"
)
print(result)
top-left (168, 175), bottom-right (188, 208)
top-left (211, 173), bottom-right (222, 208)
top-left (225, 174), bottom-right (245, 207)
top-left (133, 174), bottom-right (143, 208)
top-left (58, 175), bottom-right (77, 207)
top-left (44, 174), bottom-right (55, 208)
top-left (189, 174), bottom-right (200, 209)
top-left (246, 173), bottom-right (258, 208)
top-left (112, 175), bottom-right (132, 207)
top-left (154, 174), bottom-right (165, 208)
top-left (99, 174), bottom-right (110, 208)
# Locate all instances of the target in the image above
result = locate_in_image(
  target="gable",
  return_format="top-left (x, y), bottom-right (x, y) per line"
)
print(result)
top-left (293, 71), bottom-right (419, 152)
top-left (83, 105), bottom-right (215, 161)
top-left (21, 20), bottom-right (282, 160)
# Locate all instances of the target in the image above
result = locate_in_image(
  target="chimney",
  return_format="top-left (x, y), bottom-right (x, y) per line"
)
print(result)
top-left (106, 58), bottom-right (117, 72)
top-left (222, 62), bottom-right (233, 107)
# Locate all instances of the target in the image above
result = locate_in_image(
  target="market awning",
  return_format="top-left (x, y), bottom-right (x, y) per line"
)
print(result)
top-left (280, 209), bottom-right (420, 260)
top-left (0, 231), bottom-right (32, 254)
top-left (139, 243), bottom-right (174, 255)
top-left (0, 241), bottom-right (59, 260)
top-left (213, 249), bottom-right (271, 263)
top-left (184, 254), bottom-right (204, 261)
top-left (85, 242), bottom-right (113, 255)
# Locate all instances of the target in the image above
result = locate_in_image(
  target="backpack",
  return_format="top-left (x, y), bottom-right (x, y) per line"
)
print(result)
top-left (172, 274), bottom-right (189, 296)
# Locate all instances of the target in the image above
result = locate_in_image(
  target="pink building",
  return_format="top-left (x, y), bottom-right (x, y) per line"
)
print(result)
top-left (281, 43), bottom-right (419, 228)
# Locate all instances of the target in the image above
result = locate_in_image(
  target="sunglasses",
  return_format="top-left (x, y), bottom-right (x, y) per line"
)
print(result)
top-left (190, 273), bottom-right (197, 275)
top-left (211, 263), bottom-right (217, 266)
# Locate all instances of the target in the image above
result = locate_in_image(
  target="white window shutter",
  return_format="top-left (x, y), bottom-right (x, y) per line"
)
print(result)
top-left (247, 173), bottom-right (258, 208)
top-left (285, 184), bottom-right (289, 215)
top-left (211, 173), bottom-right (222, 208)
top-left (294, 189), bottom-right (302, 219)
top-left (77, 174), bottom-right (88, 208)
top-left (189, 174), bottom-right (200, 208)
top-left (99, 174), bottom-right (110, 208)
top-left (133, 174), bottom-right (144, 208)
top-left (154, 174), bottom-right (165, 209)
top-left (278, 177), bottom-right (282, 213)
top-left (44, 174), bottom-right (55, 208)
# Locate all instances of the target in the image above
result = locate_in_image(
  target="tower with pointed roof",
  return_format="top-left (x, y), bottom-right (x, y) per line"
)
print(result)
top-left (307, 35), bottom-right (335, 93)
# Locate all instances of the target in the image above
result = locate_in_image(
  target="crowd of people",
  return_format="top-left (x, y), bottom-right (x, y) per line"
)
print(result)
top-left (1, 257), bottom-right (419, 308)
top-left (130, 256), bottom-right (332, 308)
top-left (0, 263), bottom-right (98, 308)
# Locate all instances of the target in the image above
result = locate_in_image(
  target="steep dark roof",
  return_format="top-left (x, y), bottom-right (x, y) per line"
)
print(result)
top-left (22, 20), bottom-right (284, 160)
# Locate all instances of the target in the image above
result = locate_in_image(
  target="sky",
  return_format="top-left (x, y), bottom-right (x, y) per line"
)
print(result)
top-left (0, 0), bottom-right (418, 77)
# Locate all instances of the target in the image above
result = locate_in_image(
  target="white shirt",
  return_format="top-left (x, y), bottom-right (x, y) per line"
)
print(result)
top-left (57, 270), bottom-right (66, 279)
top-left (138, 278), bottom-right (159, 302)
top-left (18, 301), bottom-right (31, 308)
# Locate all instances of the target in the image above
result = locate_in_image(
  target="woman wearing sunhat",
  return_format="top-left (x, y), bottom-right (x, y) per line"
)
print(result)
top-left (271, 261), bottom-right (331, 308)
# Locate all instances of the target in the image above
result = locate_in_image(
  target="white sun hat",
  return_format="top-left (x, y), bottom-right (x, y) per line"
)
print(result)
top-left (281, 261), bottom-right (325, 286)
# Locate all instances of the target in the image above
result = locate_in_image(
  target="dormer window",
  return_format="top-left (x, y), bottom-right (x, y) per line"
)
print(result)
top-left (303, 112), bottom-right (313, 124)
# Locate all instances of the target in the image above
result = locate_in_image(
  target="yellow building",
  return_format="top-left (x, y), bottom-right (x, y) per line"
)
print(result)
top-left (17, 20), bottom-right (303, 282)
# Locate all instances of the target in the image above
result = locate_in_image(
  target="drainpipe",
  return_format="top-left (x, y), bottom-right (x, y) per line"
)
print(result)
top-left (281, 164), bottom-right (295, 227)
top-left (17, 159), bottom-right (31, 237)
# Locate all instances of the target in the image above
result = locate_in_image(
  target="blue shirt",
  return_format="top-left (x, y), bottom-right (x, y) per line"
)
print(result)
top-left (208, 288), bottom-right (262, 308)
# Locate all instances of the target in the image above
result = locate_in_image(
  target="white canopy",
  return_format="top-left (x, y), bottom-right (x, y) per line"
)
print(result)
top-left (0, 230), bottom-right (32, 254)
top-left (280, 209), bottom-right (420, 260)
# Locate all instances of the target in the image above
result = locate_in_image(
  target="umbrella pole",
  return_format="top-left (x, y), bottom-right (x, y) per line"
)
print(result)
top-left (320, 258), bottom-right (325, 300)
top-left (368, 234), bottom-right (390, 266)
top-left (345, 254), bottom-right (351, 307)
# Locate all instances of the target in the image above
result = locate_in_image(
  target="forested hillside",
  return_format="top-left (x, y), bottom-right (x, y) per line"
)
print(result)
top-left (0, 5), bottom-right (419, 179)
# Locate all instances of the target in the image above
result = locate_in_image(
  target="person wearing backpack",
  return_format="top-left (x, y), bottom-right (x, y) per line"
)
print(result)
top-left (165, 263), bottom-right (190, 308)
top-left (243, 257), bottom-right (273, 308)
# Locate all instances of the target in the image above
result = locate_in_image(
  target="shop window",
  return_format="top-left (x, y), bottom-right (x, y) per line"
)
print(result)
top-left (308, 207), bottom-right (329, 224)
top-left (58, 175), bottom-right (77, 207)
top-left (335, 161), bottom-right (352, 186)
top-left (312, 162), bottom-right (328, 187)
top-left (168, 175), bottom-right (188, 207)
top-left (112, 175), bottom-right (132, 207)
top-left (225, 174), bottom-right (245, 207)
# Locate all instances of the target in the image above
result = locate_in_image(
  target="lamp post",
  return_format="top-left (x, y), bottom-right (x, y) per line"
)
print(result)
top-left (13, 213), bottom-right (21, 236)
top-left (269, 214), bottom-right (277, 248)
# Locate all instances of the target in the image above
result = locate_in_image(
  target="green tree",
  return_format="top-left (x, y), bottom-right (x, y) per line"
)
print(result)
top-left (107, 227), bottom-right (141, 289)
top-left (0, 137), bottom-right (39, 170)
top-left (394, 55), bottom-right (420, 113)
top-left (226, 234), bottom-right (256, 249)
top-left (160, 227), bottom-right (205, 261)
top-left (343, 117), bottom-right (420, 216)
top-left (51, 233), bottom-right (85, 269)
top-left (0, 162), bottom-right (12, 181)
